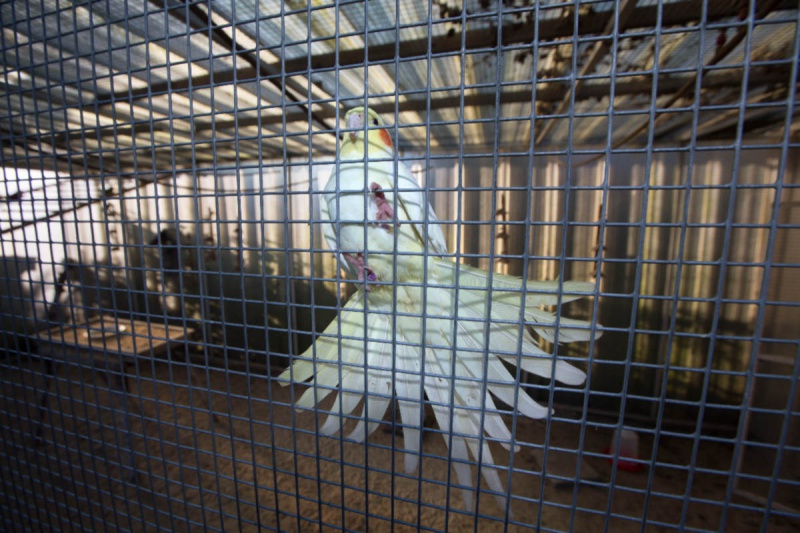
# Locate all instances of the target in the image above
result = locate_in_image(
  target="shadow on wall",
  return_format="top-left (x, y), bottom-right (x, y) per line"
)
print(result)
top-left (137, 226), bottom-right (340, 369)
top-left (0, 255), bottom-right (49, 358)
top-left (125, 223), bottom-right (342, 369)
top-left (0, 254), bottom-right (119, 360)
top-left (1, 220), bottom-right (340, 372)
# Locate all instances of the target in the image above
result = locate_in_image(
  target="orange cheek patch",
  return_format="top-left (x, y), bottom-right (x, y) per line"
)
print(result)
top-left (379, 129), bottom-right (393, 149)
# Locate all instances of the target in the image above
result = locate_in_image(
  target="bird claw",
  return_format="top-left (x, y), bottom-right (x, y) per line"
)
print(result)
top-left (344, 252), bottom-right (377, 290)
top-left (370, 182), bottom-right (398, 231)
top-left (340, 183), bottom-right (398, 289)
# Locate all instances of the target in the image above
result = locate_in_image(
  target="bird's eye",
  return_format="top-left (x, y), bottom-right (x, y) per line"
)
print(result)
top-left (371, 118), bottom-right (379, 126)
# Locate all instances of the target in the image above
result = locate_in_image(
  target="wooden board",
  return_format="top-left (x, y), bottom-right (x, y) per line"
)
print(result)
top-left (35, 315), bottom-right (194, 363)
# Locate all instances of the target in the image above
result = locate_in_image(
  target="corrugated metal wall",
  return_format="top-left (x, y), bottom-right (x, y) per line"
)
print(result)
top-left (2, 146), bottom-right (795, 421)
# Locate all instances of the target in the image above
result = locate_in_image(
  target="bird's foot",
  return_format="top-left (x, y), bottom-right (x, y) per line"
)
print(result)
top-left (344, 252), bottom-right (377, 290)
top-left (370, 182), bottom-right (398, 231)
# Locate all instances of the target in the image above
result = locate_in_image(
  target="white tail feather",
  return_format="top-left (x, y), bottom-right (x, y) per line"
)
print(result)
top-left (281, 257), bottom-right (599, 513)
top-left (347, 315), bottom-right (394, 441)
top-left (460, 409), bottom-right (509, 513)
top-left (394, 339), bottom-right (424, 473)
top-left (423, 345), bottom-right (477, 513)
top-left (278, 290), bottom-right (368, 384)
top-left (319, 367), bottom-right (364, 436)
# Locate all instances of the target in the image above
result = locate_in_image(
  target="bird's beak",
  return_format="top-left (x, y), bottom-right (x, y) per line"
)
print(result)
top-left (347, 112), bottom-right (363, 144)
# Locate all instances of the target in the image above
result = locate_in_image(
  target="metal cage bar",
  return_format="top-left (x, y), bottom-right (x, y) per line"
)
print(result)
top-left (1, 1), bottom-right (798, 531)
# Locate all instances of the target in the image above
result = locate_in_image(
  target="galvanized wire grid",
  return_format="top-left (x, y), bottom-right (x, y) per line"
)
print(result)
top-left (1, 0), bottom-right (799, 531)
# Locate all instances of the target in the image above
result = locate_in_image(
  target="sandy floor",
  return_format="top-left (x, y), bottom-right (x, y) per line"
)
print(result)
top-left (1, 358), bottom-right (797, 532)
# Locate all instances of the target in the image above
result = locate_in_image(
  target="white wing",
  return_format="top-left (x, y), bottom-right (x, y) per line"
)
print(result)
top-left (319, 167), bottom-right (359, 280)
top-left (393, 163), bottom-right (449, 256)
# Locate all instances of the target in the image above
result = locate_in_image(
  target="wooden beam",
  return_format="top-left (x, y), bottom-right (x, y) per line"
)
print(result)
top-left (160, 0), bottom-right (335, 133)
top-left (534, 0), bottom-right (639, 145)
top-left (97, 0), bottom-right (797, 107)
top-left (694, 91), bottom-right (799, 141)
top-left (204, 66), bottom-right (795, 131)
top-left (577, 0), bottom-right (786, 164)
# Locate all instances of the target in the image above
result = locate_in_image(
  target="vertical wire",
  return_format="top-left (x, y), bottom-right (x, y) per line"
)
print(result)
top-left (454, 2), bottom-right (468, 524)
top-left (224, 2), bottom-right (245, 526)
top-left (536, 1), bottom-right (584, 528)
top-left (759, 343), bottom-right (800, 530)
top-left (87, 0), bottom-right (140, 524)
top-left (64, 2), bottom-right (129, 527)
top-left (0, 2), bottom-right (60, 528)
top-left (331, 1), bottom-right (348, 528)
top-left (88, 0), bottom-right (143, 514)
top-left (641, 1), bottom-right (709, 529)
top-left (110, 1), bottom-right (166, 527)
top-left (149, 3), bottom-right (196, 527)
top-left (24, 8), bottom-right (83, 529)
top-left (0, 27), bottom-right (30, 529)
top-left (412, 1), bottom-right (442, 525)
top-left (64, 1), bottom-right (119, 525)
top-left (387, 1), bottom-right (402, 529)
top-left (242, 1), bottom-right (265, 529)
top-left (17, 2), bottom-right (77, 529)
top-left (721, 5), bottom-right (800, 528)
top-left (362, 4), bottom-right (371, 525)
top-left (0, 164), bottom-right (38, 531)
top-left (256, 10), bottom-right (286, 531)
top-left (0, 56), bottom-right (33, 530)
top-left (567, 1), bottom-right (623, 529)
top-left (331, 1), bottom-right (367, 524)
top-left (299, 2), bottom-right (326, 528)
top-left (418, 0), bottom-right (456, 526)
top-left (182, 0), bottom-right (212, 527)
top-left (505, 1), bottom-right (544, 530)
top-left (756, 15), bottom-right (800, 528)
top-left (278, 2), bottom-right (303, 529)
top-left (204, 0), bottom-right (233, 526)
top-left (472, 2), bottom-right (507, 526)
top-left (672, 3), bottom-right (728, 529)
top-left (100, 7), bottom-right (155, 529)
top-left (687, 0), bottom-right (758, 526)
top-left (0, 334), bottom-right (35, 531)
top-left (601, 1), bottom-right (664, 528)
top-left (54, 35), bottom-right (101, 533)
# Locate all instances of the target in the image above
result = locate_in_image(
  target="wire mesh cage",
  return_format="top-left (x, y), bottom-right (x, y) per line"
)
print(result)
top-left (1, 0), bottom-right (798, 531)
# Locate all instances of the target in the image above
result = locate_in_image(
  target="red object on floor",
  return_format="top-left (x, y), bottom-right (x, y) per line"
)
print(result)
top-left (603, 447), bottom-right (644, 472)
top-left (605, 429), bottom-right (644, 472)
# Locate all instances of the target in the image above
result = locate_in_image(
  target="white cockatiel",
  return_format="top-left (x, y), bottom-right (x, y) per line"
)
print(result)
top-left (279, 107), bottom-right (599, 511)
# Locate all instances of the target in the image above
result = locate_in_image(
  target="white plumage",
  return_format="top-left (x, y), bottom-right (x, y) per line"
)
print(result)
top-left (280, 107), bottom-right (600, 512)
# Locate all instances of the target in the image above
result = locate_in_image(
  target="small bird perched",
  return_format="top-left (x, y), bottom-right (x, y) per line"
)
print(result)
top-left (279, 107), bottom-right (599, 512)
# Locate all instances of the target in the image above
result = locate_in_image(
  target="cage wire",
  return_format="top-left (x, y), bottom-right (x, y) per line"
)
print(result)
top-left (0, 0), bottom-right (798, 531)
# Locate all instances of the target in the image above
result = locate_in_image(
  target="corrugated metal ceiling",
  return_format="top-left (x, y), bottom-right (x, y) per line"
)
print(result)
top-left (0, 0), bottom-right (797, 176)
